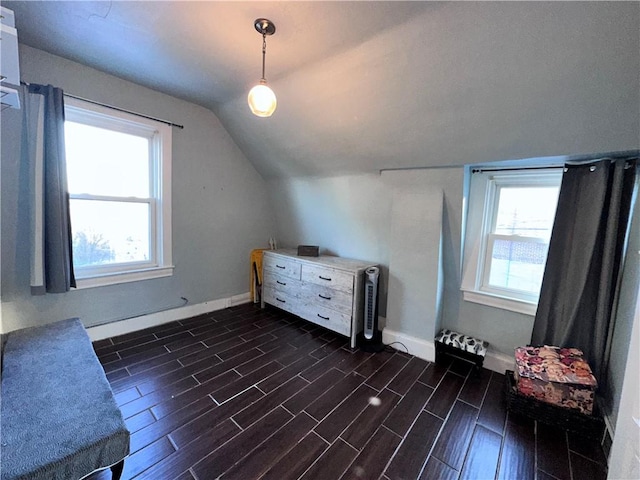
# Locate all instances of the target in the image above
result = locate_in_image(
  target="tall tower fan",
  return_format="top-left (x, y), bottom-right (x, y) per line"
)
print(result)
top-left (359, 267), bottom-right (384, 352)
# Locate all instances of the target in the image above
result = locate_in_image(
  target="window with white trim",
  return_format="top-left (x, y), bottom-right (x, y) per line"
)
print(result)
top-left (461, 168), bottom-right (562, 315)
top-left (64, 98), bottom-right (173, 288)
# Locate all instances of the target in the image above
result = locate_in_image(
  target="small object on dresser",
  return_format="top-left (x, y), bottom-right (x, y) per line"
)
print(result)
top-left (514, 345), bottom-right (597, 415)
top-left (297, 245), bottom-right (319, 257)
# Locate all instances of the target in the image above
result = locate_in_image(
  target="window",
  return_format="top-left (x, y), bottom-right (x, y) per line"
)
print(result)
top-left (461, 168), bottom-right (562, 314)
top-left (64, 98), bottom-right (173, 288)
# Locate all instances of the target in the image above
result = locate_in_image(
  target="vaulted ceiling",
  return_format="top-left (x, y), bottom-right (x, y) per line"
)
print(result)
top-left (5, 1), bottom-right (639, 178)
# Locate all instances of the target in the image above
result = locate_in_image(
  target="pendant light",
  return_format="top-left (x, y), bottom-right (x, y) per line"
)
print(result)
top-left (248, 18), bottom-right (277, 117)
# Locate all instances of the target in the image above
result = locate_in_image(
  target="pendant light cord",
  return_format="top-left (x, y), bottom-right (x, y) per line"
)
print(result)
top-left (261, 33), bottom-right (267, 81)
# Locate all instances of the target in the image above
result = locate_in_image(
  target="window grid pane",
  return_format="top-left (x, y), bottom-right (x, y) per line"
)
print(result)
top-left (487, 236), bottom-right (548, 295)
top-left (70, 199), bottom-right (151, 268)
top-left (494, 185), bottom-right (559, 239)
top-left (65, 121), bottom-right (150, 198)
top-left (480, 177), bottom-right (560, 301)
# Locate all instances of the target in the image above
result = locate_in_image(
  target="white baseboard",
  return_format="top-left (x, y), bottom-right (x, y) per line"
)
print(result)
top-left (86, 292), bottom-right (251, 341)
top-left (229, 292), bottom-right (252, 307)
top-left (484, 350), bottom-right (515, 374)
top-left (382, 328), bottom-right (436, 362)
top-left (382, 327), bottom-right (514, 374)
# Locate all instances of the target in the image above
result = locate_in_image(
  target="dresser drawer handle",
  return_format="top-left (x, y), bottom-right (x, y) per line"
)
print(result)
top-left (317, 314), bottom-right (330, 321)
top-left (276, 297), bottom-right (286, 303)
top-left (277, 280), bottom-right (287, 286)
top-left (318, 294), bottom-right (331, 300)
top-left (276, 264), bottom-right (286, 269)
top-left (318, 275), bottom-right (332, 281)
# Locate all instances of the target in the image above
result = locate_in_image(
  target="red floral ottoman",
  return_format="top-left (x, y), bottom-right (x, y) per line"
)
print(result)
top-left (514, 346), bottom-right (597, 415)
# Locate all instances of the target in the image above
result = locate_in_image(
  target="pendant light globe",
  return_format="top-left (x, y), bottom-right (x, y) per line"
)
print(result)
top-left (248, 80), bottom-right (277, 117)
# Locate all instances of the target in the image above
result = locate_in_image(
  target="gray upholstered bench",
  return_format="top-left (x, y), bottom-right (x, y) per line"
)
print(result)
top-left (0, 318), bottom-right (130, 480)
top-left (435, 328), bottom-right (488, 372)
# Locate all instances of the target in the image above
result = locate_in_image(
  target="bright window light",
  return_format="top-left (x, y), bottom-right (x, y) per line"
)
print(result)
top-left (486, 184), bottom-right (560, 296)
top-left (461, 168), bottom-right (562, 314)
top-left (64, 97), bottom-right (173, 288)
top-left (69, 199), bottom-right (150, 267)
top-left (66, 122), bottom-right (150, 197)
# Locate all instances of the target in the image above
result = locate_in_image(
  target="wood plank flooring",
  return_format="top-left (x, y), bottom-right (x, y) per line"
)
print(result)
top-left (88, 303), bottom-right (608, 480)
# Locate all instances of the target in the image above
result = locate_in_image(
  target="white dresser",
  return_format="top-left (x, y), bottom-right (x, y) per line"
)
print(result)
top-left (261, 249), bottom-right (377, 348)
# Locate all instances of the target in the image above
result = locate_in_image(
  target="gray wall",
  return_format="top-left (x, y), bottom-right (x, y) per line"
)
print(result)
top-left (604, 194), bottom-right (640, 430)
top-left (385, 188), bottom-right (444, 342)
top-left (267, 168), bottom-right (536, 356)
top-left (608, 283), bottom-right (640, 478)
top-left (0, 45), bottom-right (277, 332)
top-left (265, 173), bottom-right (392, 316)
top-left (268, 164), bottom-right (638, 363)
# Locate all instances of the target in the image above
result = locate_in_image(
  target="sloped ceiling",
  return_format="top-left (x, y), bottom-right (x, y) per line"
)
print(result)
top-left (5, 1), bottom-right (640, 178)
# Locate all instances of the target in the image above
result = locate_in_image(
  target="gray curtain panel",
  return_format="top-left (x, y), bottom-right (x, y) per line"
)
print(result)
top-left (531, 157), bottom-right (638, 383)
top-left (26, 84), bottom-right (76, 293)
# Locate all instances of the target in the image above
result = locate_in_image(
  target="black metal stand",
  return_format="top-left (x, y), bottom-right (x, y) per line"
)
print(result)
top-left (435, 341), bottom-right (485, 373)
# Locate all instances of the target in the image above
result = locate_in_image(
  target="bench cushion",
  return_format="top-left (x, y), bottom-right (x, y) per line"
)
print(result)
top-left (435, 328), bottom-right (488, 357)
top-left (1, 318), bottom-right (130, 480)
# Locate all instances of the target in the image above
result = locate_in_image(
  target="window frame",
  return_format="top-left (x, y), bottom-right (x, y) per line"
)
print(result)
top-left (64, 97), bottom-right (173, 289)
top-left (461, 168), bottom-right (562, 315)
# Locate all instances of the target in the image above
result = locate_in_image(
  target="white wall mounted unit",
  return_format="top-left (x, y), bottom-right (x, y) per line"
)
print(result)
top-left (1, 6), bottom-right (21, 109)
top-left (1, 85), bottom-right (19, 109)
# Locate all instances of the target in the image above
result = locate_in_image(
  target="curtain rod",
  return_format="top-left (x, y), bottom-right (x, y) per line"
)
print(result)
top-left (21, 81), bottom-right (184, 129)
top-left (64, 93), bottom-right (184, 129)
top-left (472, 165), bottom-right (563, 174)
top-left (473, 156), bottom-right (638, 174)
top-left (379, 165), bottom-right (465, 174)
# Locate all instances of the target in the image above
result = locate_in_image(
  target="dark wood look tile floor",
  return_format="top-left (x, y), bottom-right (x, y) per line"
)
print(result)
top-left (88, 304), bottom-right (608, 480)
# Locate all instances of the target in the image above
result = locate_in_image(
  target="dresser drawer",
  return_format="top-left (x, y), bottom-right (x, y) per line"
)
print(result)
top-left (301, 264), bottom-right (353, 294)
top-left (263, 287), bottom-right (299, 316)
top-left (299, 281), bottom-right (353, 315)
top-left (260, 249), bottom-right (376, 350)
top-left (263, 254), bottom-right (301, 279)
top-left (299, 302), bottom-right (351, 337)
top-left (263, 271), bottom-right (301, 297)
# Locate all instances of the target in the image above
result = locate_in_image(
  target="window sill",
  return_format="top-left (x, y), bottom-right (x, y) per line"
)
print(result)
top-left (73, 266), bottom-right (174, 290)
top-left (462, 289), bottom-right (537, 316)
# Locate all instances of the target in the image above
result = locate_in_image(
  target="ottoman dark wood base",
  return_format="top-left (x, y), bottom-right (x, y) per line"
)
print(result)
top-left (504, 370), bottom-right (605, 439)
